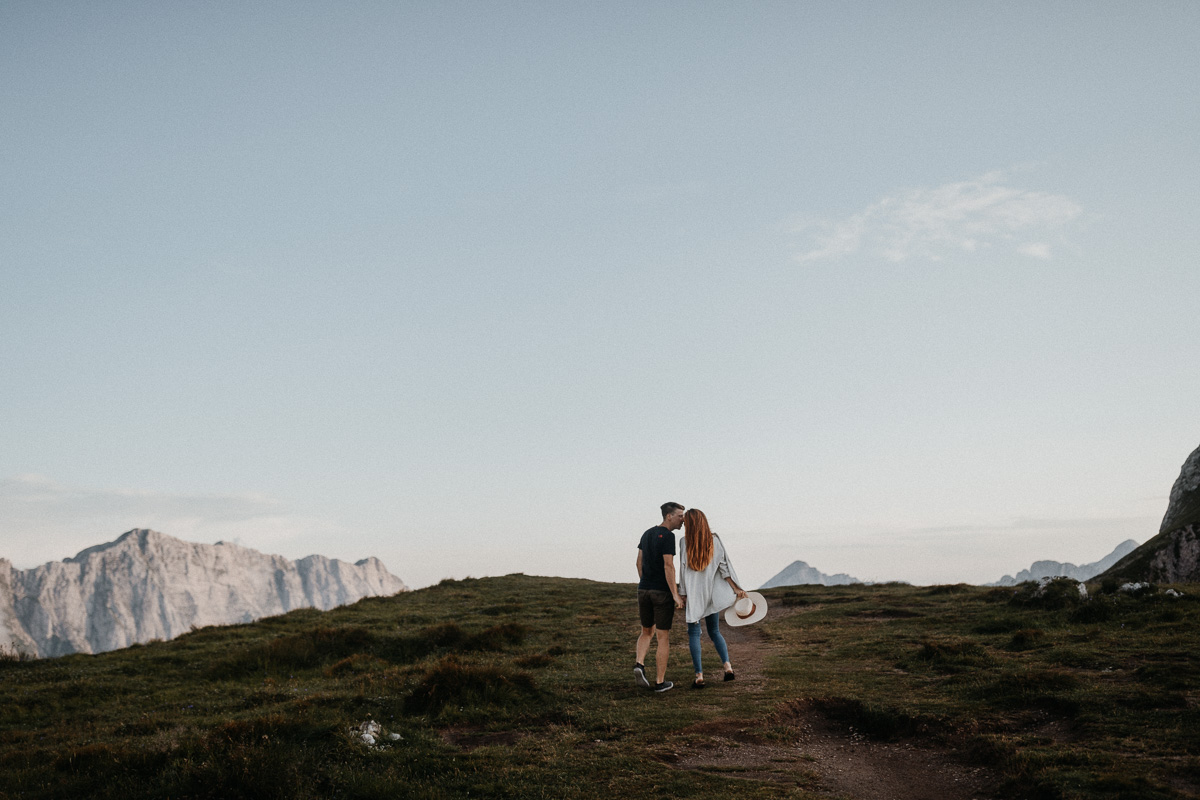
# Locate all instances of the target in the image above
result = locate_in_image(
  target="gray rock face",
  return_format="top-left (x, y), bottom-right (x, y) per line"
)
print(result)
top-left (1097, 445), bottom-right (1200, 585)
top-left (759, 560), bottom-right (861, 589)
top-left (1161, 443), bottom-right (1200, 535)
top-left (989, 539), bottom-right (1140, 587)
top-left (0, 529), bottom-right (407, 657)
top-left (1145, 525), bottom-right (1200, 582)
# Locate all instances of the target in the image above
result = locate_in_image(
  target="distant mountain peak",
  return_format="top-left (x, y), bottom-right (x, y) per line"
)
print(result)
top-left (760, 560), bottom-right (862, 589)
top-left (988, 539), bottom-right (1140, 586)
top-left (1, 530), bottom-right (407, 658)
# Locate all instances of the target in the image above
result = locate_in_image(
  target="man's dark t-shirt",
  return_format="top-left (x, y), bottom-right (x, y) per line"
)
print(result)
top-left (638, 526), bottom-right (676, 592)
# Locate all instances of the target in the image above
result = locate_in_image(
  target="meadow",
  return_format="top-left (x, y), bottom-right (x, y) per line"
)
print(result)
top-left (1, 575), bottom-right (1197, 799)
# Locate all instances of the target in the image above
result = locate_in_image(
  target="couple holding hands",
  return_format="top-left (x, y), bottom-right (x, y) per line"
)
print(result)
top-left (634, 502), bottom-right (767, 693)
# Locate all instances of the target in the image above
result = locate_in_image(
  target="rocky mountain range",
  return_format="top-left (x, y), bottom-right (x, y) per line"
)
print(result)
top-left (760, 560), bottom-right (862, 589)
top-left (0, 529), bottom-right (407, 658)
top-left (987, 539), bottom-right (1140, 587)
top-left (1100, 443), bottom-right (1200, 584)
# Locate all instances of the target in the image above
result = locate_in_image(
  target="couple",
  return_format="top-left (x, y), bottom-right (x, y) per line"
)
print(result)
top-left (634, 502), bottom-right (765, 693)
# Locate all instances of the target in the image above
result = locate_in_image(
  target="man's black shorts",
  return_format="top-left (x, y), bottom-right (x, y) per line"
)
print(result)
top-left (638, 589), bottom-right (675, 630)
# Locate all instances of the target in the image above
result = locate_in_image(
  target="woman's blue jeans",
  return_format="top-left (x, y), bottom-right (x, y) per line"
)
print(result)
top-left (687, 613), bottom-right (730, 674)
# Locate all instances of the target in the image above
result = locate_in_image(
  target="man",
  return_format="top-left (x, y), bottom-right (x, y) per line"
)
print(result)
top-left (634, 501), bottom-right (686, 692)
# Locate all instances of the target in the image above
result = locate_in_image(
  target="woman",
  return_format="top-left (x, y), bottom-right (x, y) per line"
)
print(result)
top-left (677, 508), bottom-right (748, 689)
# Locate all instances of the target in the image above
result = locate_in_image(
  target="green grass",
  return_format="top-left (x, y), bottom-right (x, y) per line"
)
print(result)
top-left (1, 575), bottom-right (1198, 799)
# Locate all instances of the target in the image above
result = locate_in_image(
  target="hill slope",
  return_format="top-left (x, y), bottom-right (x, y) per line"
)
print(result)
top-left (1, 574), bottom-right (1197, 799)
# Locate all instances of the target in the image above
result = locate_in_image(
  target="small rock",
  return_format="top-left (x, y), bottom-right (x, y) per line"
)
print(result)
top-left (1119, 582), bottom-right (1150, 594)
top-left (360, 733), bottom-right (376, 745)
top-left (1165, 588), bottom-right (1183, 598)
top-left (387, 733), bottom-right (402, 741)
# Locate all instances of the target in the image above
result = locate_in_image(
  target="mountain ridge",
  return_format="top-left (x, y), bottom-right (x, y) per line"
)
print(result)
top-left (987, 539), bottom-right (1140, 587)
top-left (0, 529), bottom-right (406, 657)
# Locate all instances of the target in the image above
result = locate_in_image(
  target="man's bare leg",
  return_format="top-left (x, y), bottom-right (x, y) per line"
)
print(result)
top-left (636, 626), bottom-right (654, 665)
top-left (654, 628), bottom-right (671, 684)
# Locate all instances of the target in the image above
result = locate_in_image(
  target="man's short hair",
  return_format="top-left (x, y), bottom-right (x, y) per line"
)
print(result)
top-left (660, 502), bottom-right (684, 518)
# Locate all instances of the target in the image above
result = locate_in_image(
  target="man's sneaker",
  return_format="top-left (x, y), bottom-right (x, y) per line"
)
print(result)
top-left (654, 681), bottom-right (674, 693)
top-left (633, 663), bottom-right (650, 688)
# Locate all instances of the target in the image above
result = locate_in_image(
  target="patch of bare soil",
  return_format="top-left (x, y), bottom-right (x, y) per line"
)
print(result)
top-left (670, 710), bottom-right (995, 799)
top-left (670, 609), bottom-right (998, 799)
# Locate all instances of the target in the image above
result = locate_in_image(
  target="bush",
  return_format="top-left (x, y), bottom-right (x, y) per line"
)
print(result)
top-left (403, 656), bottom-right (537, 715)
top-left (982, 587), bottom-right (1017, 603)
top-left (914, 638), bottom-right (994, 671)
top-left (513, 653), bottom-right (555, 668)
top-left (411, 622), bottom-right (527, 652)
top-left (926, 584), bottom-right (972, 595)
top-left (1007, 629), bottom-right (1045, 651)
top-left (1069, 600), bottom-right (1115, 624)
top-left (1011, 578), bottom-right (1087, 610)
top-left (0, 644), bottom-right (36, 666)
top-left (973, 617), bottom-right (1025, 635)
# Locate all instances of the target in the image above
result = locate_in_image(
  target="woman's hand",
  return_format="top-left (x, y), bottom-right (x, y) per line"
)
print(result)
top-left (735, 588), bottom-right (748, 600)
top-left (675, 594), bottom-right (686, 610)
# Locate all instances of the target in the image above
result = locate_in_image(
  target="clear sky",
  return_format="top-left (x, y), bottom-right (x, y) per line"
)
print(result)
top-left (3, 2), bottom-right (1199, 589)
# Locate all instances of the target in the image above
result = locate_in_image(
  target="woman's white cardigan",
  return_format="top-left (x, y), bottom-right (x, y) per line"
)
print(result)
top-left (677, 534), bottom-right (741, 624)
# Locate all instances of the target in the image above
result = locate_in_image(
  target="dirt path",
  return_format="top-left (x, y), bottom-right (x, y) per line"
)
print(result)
top-left (668, 612), bottom-right (998, 800)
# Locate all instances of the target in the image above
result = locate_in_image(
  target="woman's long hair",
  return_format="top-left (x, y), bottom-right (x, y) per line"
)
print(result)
top-left (684, 508), bottom-right (714, 571)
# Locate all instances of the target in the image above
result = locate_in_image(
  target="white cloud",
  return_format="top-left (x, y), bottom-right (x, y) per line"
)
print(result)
top-left (796, 172), bottom-right (1082, 263)
top-left (0, 474), bottom-right (341, 568)
top-left (1018, 242), bottom-right (1053, 259)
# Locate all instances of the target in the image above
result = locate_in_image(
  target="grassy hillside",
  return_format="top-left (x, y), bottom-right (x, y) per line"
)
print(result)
top-left (1, 575), bottom-right (1198, 799)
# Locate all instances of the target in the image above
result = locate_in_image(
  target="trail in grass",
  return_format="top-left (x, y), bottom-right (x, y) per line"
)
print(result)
top-left (668, 611), bottom-right (999, 800)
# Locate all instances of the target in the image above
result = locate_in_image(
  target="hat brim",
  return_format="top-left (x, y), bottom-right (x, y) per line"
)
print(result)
top-left (724, 591), bottom-right (769, 627)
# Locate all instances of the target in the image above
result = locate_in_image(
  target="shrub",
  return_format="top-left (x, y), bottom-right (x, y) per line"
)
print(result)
top-left (209, 626), bottom-right (376, 678)
top-left (412, 622), bottom-right (527, 652)
top-left (1011, 578), bottom-right (1087, 610)
top-left (915, 638), bottom-right (993, 670)
top-left (462, 622), bottom-right (527, 651)
top-left (514, 654), bottom-right (555, 668)
top-left (926, 584), bottom-right (972, 595)
top-left (1007, 629), bottom-right (1045, 651)
top-left (973, 617), bottom-right (1025, 635)
top-left (1069, 600), bottom-right (1115, 624)
top-left (324, 653), bottom-right (386, 676)
top-left (403, 656), bottom-right (537, 715)
top-left (983, 587), bottom-right (1017, 603)
top-left (482, 603), bottom-right (523, 616)
top-left (0, 644), bottom-right (36, 666)
top-left (422, 622), bottom-right (467, 647)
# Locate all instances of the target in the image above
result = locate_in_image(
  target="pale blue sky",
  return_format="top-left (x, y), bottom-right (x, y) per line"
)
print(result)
top-left (3, 2), bottom-right (1198, 588)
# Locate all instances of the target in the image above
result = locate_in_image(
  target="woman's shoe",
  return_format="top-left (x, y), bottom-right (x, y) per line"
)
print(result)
top-left (692, 678), bottom-right (706, 689)
top-left (723, 670), bottom-right (735, 681)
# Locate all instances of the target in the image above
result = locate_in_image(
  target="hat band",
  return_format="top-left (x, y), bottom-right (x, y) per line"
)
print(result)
top-left (736, 602), bottom-right (756, 618)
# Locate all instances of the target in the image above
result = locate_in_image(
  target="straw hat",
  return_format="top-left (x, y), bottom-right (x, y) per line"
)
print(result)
top-left (724, 591), bottom-right (768, 626)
